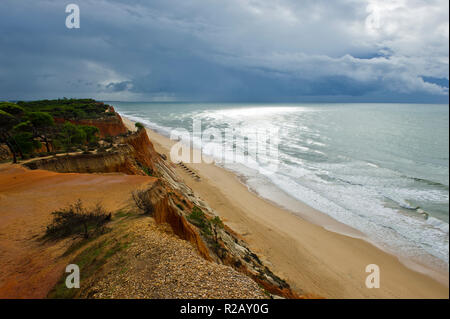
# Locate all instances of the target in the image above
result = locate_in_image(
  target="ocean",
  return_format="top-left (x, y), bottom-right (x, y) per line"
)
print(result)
top-left (112, 102), bottom-right (449, 270)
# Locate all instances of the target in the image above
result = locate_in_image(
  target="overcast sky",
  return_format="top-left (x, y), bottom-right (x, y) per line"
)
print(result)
top-left (0, 0), bottom-right (448, 102)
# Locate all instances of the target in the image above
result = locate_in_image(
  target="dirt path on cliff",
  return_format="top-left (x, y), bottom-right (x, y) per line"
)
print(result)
top-left (0, 164), bottom-right (153, 298)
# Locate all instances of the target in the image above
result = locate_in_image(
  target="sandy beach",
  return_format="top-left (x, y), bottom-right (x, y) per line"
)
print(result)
top-left (122, 116), bottom-right (448, 299)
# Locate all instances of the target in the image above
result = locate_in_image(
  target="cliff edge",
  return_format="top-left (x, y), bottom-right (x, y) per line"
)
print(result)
top-left (22, 110), bottom-right (305, 299)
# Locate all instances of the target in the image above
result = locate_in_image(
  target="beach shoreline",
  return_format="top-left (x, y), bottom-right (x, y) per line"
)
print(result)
top-left (122, 115), bottom-right (449, 298)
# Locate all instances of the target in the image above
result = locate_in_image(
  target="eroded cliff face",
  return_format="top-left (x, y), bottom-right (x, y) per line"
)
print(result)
top-left (121, 128), bottom-right (162, 175)
top-left (145, 180), bottom-right (213, 262)
top-left (22, 124), bottom-right (303, 299)
top-left (1, 106), bottom-right (128, 163)
top-left (23, 129), bottom-right (158, 176)
top-left (23, 151), bottom-right (136, 174)
top-left (147, 165), bottom-right (304, 298)
top-left (54, 111), bottom-right (128, 138)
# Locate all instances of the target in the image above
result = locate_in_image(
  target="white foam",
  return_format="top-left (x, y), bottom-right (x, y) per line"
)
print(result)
top-left (191, 108), bottom-right (450, 266)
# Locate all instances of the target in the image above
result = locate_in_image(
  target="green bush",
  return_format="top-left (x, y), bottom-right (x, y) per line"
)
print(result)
top-left (0, 102), bottom-right (25, 116)
top-left (80, 125), bottom-right (99, 144)
top-left (1, 99), bottom-right (110, 161)
top-left (57, 122), bottom-right (92, 150)
top-left (17, 99), bottom-right (108, 120)
top-left (142, 166), bottom-right (153, 176)
top-left (187, 206), bottom-right (212, 236)
top-left (11, 132), bottom-right (41, 155)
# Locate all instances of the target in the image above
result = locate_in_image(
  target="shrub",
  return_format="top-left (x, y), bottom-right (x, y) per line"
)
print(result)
top-left (45, 200), bottom-right (111, 239)
top-left (132, 189), bottom-right (154, 215)
top-left (17, 98), bottom-right (108, 120)
top-left (142, 166), bottom-right (153, 176)
top-left (187, 206), bottom-right (212, 236)
top-left (57, 122), bottom-right (87, 150)
top-left (135, 122), bottom-right (144, 130)
top-left (12, 132), bottom-right (42, 156)
top-left (80, 125), bottom-right (99, 144)
top-left (188, 206), bottom-right (206, 224)
top-left (0, 102), bottom-right (25, 117)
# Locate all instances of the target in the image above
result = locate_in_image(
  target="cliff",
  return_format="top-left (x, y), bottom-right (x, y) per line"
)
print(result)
top-left (54, 111), bottom-right (128, 138)
top-left (23, 129), bottom-right (158, 176)
top-left (23, 152), bottom-right (135, 174)
top-left (23, 122), bottom-right (303, 299)
top-left (147, 167), bottom-right (303, 298)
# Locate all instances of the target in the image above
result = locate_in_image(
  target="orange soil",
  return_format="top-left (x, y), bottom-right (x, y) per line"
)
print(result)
top-left (0, 164), bottom-right (152, 298)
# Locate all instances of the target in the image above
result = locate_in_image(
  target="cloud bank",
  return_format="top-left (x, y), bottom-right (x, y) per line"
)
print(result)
top-left (0, 0), bottom-right (448, 102)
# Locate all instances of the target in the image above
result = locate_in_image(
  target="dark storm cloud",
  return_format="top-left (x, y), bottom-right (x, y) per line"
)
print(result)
top-left (0, 0), bottom-right (448, 102)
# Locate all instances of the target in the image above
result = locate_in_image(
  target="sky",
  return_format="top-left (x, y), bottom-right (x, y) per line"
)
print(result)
top-left (0, 0), bottom-right (448, 102)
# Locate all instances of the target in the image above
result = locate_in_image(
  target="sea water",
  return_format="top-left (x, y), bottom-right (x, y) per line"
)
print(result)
top-left (112, 102), bottom-right (449, 270)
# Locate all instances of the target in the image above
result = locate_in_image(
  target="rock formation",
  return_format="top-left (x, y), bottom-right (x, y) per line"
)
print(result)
top-left (23, 110), bottom-right (303, 298)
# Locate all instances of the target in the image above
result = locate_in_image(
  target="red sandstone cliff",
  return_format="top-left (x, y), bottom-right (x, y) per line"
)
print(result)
top-left (54, 111), bottom-right (128, 138)
top-left (22, 124), bottom-right (304, 299)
